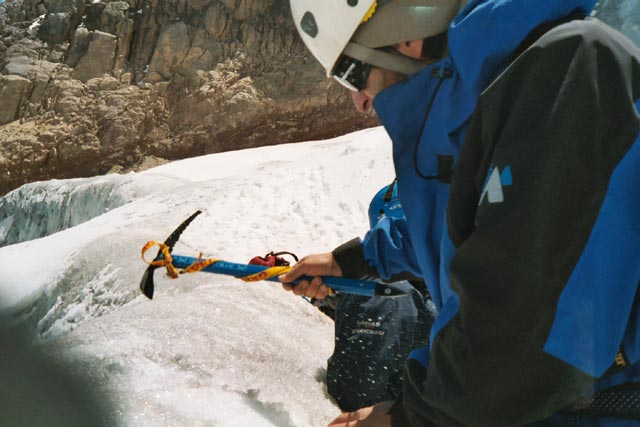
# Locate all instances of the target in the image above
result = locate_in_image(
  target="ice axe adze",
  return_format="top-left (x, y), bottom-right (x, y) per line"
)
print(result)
top-left (139, 210), bottom-right (203, 299)
top-left (139, 210), bottom-right (408, 300)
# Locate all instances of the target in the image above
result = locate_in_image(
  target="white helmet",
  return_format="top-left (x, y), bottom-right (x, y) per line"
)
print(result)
top-left (290, 0), bottom-right (377, 76)
top-left (290, 0), bottom-right (463, 77)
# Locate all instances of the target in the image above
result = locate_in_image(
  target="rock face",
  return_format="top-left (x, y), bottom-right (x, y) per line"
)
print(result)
top-left (0, 0), bottom-right (378, 196)
top-left (2, 0), bottom-right (636, 197)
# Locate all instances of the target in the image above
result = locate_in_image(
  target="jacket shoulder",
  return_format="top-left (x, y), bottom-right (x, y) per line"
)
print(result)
top-left (529, 17), bottom-right (640, 64)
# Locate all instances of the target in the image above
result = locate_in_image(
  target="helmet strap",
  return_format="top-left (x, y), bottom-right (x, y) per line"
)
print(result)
top-left (342, 42), bottom-right (427, 76)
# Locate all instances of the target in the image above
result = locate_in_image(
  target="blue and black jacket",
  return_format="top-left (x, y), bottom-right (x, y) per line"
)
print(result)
top-left (332, 0), bottom-right (640, 425)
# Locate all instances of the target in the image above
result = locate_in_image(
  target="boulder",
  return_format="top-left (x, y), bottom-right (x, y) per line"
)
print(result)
top-left (37, 12), bottom-right (73, 45)
top-left (85, 1), bottom-right (135, 70)
top-left (146, 21), bottom-right (190, 83)
top-left (71, 30), bottom-right (117, 82)
top-left (0, 75), bottom-right (32, 124)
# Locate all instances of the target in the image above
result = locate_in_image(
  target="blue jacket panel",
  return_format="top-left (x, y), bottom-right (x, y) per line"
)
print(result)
top-left (363, 0), bottom-right (598, 312)
top-left (394, 15), bottom-right (640, 427)
top-left (353, 0), bottom-right (640, 425)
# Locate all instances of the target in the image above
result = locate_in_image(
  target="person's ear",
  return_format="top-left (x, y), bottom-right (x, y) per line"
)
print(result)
top-left (393, 39), bottom-right (424, 60)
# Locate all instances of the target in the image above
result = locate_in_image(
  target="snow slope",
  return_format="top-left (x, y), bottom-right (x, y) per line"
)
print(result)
top-left (0, 127), bottom-right (395, 427)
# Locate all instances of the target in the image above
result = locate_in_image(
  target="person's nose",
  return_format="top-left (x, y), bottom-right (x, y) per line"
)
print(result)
top-left (350, 90), bottom-right (372, 113)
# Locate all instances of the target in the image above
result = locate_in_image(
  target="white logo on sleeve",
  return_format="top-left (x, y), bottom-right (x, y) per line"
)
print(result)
top-left (479, 165), bottom-right (512, 205)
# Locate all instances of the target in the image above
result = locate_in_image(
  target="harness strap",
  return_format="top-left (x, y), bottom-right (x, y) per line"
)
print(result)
top-left (561, 344), bottom-right (640, 420)
top-left (567, 386), bottom-right (640, 421)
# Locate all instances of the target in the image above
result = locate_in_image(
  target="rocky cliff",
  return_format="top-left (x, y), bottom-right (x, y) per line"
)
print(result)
top-left (0, 0), bottom-right (378, 195)
top-left (1, 0), bottom-right (638, 197)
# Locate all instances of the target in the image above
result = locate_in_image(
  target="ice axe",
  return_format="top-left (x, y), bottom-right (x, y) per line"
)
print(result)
top-left (139, 211), bottom-right (408, 299)
top-left (139, 210), bottom-right (203, 299)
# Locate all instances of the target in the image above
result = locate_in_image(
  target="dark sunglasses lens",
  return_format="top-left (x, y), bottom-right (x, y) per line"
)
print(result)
top-left (422, 32), bottom-right (447, 59)
top-left (332, 56), bottom-right (371, 91)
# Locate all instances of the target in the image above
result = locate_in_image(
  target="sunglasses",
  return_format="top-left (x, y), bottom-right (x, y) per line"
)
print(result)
top-left (332, 55), bottom-right (372, 92)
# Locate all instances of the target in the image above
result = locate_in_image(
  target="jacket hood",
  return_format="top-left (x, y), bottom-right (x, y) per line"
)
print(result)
top-left (369, 0), bottom-right (597, 297)
top-left (449, 0), bottom-right (597, 87)
top-left (372, 0), bottom-right (598, 147)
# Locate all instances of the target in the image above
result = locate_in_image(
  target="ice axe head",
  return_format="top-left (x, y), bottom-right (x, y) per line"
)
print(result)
top-left (139, 210), bottom-right (203, 300)
top-left (139, 264), bottom-right (158, 299)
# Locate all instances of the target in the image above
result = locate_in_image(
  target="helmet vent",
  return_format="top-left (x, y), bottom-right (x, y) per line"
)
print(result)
top-left (301, 12), bottom-right (319, 38)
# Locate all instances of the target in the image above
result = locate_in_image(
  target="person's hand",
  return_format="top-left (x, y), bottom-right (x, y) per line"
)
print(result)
top-left (328, 401), bottom-right (393, 427)
top-left (278, 252), bottom-right (342, 299)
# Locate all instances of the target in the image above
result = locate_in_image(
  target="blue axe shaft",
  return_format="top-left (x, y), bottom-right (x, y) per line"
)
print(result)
top-left (169, 254), bottom-right (405, 297)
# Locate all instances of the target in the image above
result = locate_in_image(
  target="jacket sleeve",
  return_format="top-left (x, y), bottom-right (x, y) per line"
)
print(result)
top-left (397, 19), bottom-right (640, 426)
top-left (333, 216), bottom-right (424, 281)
